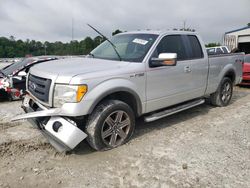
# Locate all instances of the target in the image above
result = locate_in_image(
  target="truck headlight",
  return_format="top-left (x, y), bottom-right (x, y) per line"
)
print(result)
top-left (54, 84), bottom-right (87, 107)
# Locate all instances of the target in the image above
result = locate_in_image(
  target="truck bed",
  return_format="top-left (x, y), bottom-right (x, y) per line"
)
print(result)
top-left (206, 53), bottom-right (244, 95)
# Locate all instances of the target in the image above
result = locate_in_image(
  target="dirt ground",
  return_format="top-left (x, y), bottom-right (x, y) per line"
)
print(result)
top-left (0, 86), bottom-right (249, 188)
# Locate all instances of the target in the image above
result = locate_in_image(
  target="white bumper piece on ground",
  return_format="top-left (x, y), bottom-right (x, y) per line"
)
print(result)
top-left (12, 95), bottom-right (87, 152)
top-left (43, 116), bottom-right (87, 152)
top-left (20, 115), bottom-right (87, 152)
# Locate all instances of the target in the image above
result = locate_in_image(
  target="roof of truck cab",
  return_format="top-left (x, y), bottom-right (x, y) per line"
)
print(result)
top-left (119, 30), bottom-right (199, 36)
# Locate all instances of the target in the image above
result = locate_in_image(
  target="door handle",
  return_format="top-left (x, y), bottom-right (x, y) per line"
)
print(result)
top-left (184, 66), bottom-right (191, 73)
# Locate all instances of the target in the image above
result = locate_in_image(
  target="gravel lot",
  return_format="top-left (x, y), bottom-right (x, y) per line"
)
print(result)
top-left (0, 86), bottom-right (249, 188)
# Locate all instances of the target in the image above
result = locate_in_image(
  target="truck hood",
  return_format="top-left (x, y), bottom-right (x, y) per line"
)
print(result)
top-left (30, 57), bottom-right (130, 84)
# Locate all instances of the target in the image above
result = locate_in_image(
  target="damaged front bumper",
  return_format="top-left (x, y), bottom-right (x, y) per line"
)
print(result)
top-left (12, 95), bottom-right (87, 152)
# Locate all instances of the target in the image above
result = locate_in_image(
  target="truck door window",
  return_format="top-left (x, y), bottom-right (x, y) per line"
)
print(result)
top-left (153, 35), bottom-right (188, 61)
top-left (186, 35), bottom-right (204, 59)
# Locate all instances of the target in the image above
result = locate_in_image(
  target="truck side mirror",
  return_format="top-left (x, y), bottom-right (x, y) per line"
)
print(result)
top-left (150, 53), bottom-right (177, 67)
top-left (17, 71), bottom-right (27, 77)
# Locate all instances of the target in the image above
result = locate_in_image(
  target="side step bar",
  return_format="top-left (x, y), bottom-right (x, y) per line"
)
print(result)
top-left (144, 99), bottom-right (205, 122)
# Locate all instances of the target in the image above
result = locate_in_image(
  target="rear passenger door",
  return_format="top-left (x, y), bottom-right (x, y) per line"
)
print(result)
top-left (146, 34), bottom-right (207, 113)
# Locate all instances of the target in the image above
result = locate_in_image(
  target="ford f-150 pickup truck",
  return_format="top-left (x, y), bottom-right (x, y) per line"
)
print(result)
top-left (12, 30), bottom-right (244, 152)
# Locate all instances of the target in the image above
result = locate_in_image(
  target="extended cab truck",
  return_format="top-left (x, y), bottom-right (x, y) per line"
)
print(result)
top-left (12, 31), bottom-right (244, 152)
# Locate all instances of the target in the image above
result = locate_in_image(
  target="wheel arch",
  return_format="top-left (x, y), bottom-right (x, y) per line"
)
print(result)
top-left (223, 69), bottom-right (236, 83)
top-left (87, 87), bottom-right (142, 117)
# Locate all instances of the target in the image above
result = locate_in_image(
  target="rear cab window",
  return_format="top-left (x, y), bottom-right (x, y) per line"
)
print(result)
top-left (185, 35), bottom-right (204, 59)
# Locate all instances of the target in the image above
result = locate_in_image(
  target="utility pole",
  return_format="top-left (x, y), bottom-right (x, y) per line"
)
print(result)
top-left (71, 18), bottom-right (74, 56)
top-left (44, 44), bottom-right (47, 55)
top-left (183, 20), bottom-right (186, 30)
top-left (71, 18), bottom-right (74, 41)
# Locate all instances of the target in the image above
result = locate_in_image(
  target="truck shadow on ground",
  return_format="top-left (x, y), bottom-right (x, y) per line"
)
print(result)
top-left (73, 103), bottom-right (212, 155)
top-left (0, 97), bottom-right (9, 102)
top-left (72, 87), bottom-right (250, 155)
top-left (134, 103), bottom-right (211, 139)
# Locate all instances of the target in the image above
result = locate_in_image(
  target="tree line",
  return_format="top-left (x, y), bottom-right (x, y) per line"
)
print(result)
top-left (0, 30), bottom-right (122, 58)
top-left (0, 35), bottom-right (106, 58)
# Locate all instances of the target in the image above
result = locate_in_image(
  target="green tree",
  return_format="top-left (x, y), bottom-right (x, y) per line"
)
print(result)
top-left (205, 43), bottom-right (221, 48)
top-left (93, 36), bottom-right (104, 47)
top-left (0, 46), bottom-right (4, 58)
top-left (0, 29), bottom-right (124, 57)
top-left (5, 46), bottom-right (15, 57)
top-left (81, 37), bottom-right (95, 54)
top-left (112, 29), bottom-right (122, 36)
top-left (9, 35), bottom-right (15, 41)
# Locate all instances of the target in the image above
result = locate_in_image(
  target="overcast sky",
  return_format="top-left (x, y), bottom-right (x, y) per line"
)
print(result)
top-left (0, 0), bottom-right (249, 43)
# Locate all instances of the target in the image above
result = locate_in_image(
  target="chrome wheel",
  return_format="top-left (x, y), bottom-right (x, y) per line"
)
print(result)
top-left (101, 110), bottom-right (131, 147)
top-left (221, 82), bottom-right (232, 103)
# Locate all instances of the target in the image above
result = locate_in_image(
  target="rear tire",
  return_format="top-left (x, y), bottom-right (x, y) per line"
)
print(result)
top-left (210, 77), bottom-right (233, 107)
top-left (85, 100), bottom-right (135, 151)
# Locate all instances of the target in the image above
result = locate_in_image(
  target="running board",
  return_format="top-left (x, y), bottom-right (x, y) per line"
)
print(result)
top-left (144, 99), bottom-right (205, 122)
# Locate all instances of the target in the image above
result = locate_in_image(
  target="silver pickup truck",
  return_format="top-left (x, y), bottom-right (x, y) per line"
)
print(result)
top-left (13, 31), bottom-right (244, 152)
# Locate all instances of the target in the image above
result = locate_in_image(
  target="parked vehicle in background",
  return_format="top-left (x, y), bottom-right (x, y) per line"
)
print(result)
top-left (0, 56), bottom-right (58, 101)
top-left (13, 30), bottom-right (243, 152)
top-left (240, 54), bottom-right (250, 86)
top-left (206, 46), bottom-right (230, 55)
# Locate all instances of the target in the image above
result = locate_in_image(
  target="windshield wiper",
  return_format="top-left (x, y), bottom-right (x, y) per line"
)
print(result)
top-left (87, 24), bottom-right (122, 61)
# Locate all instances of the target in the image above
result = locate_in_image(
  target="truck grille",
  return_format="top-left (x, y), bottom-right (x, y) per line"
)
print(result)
top-left (28, 74), bottom-right (51, 103)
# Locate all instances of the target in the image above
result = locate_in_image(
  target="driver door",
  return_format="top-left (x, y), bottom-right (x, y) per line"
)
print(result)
top-left (146, 35), bottom-right (202, 113)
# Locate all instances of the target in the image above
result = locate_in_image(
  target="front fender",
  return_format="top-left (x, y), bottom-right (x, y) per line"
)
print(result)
top-left (83, 78), bottom-right (144, 115)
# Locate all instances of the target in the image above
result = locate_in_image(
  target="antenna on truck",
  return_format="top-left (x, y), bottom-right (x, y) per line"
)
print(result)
top-left (87, 24), bottom-right (122, 61)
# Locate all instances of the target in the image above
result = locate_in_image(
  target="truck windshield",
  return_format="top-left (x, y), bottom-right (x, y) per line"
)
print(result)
top-left (90, 34), bottom-right (158, 62)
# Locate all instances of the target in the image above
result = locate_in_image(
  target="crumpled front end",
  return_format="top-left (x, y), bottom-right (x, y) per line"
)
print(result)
top-left (0, 77), bottom-right (9, 89)
top-left (0, 77), bottom-right (22, 100)
top-left (12, 95), bottom-right (88, 152)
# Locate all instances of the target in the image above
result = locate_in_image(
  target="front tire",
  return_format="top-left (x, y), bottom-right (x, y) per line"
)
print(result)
top-left (210, 77), bottom-right (233, 107)
top-left (85, 100), bottom-right (135, 151)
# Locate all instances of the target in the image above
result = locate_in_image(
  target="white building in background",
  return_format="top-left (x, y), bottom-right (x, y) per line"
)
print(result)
top-left (224, 26), bottom-right (250, 54)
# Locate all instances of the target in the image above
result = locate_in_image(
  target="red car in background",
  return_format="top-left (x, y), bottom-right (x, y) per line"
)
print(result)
top-left (240, 54), bottom-right (250, 86)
